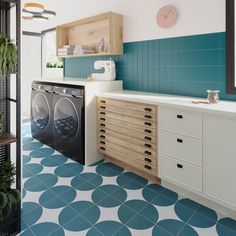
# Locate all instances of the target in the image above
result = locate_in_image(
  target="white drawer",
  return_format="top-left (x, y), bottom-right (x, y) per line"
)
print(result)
top-left (161, 108), bottom-right (203, 139)
top-left (161, 155), bottom-right (202, 192)
top-left (161, 131), bottom-right (202, 167)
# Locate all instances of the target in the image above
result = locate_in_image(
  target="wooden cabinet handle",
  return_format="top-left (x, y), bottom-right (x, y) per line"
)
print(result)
top-left (100, 123), bottom-right (106, 127)
top-left (144, 165), bottom-right (152, 170)
top-left (144, 107), bottom-right (152, 112)
top-left (100, 106), bottom-right (106, 109)
top-left (100, 100), bottom-right (106, 103)
top-left (100, 147), bottom-right (106, 151)
top-left (100, 141), bottom-right (105, 145)
top-left (144, 158), bottom-right (152, 163)
top-left (177, 114), bottom-right (183, 119)
top-left (177, 138), bottom-right (183, 143)
top-left (144, 150), bottom-right (152, 156)
top-left (100, 112), bottom-right (106, 115)
top-left (100, 135), bottom-right (105, 139)
top-left (100, 118), bottom-right (106, 121)
top-left (144, 129), bottom-right (152, 134)
top-left (144, 143), bottom-right (152, 148)
top-left (144, 114), bottom-right (152, 119)
top-left (177, 164), bottom-right (183, 169)
top-left (100, 129), bottom-right (106, 133)
top-left (144, 122), bottom-right (152, 126)
top-left (144, 136), bottom-right (152, 141)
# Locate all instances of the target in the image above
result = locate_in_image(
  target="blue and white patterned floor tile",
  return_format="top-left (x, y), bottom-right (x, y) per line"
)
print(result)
top-left (21, 123), bottom-right (236, 236)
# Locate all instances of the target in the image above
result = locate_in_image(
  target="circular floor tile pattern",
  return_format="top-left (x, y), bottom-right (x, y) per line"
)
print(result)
top-left (174, 202), bottom-right (195, 223)
top-left (188, 211), bottom-right (217, 228)
top-left (23, 142), bottom-right (43, 151)
top-left (23, 163), bottom-right (43, 178)
top-left (59, 201), bottom-right (100, 231)
top-left (39, 186), bottom-right (76, 209)
top-left (24, 173), bottom-right (58, 192)
top-left (175, 198), bottom-right (200, 211)
top-left (23, 155), bottom-right (31, 165)
top-left (155, 219), bottom-right (198, 236)
top-left (71, 173), bottom-right (103, 191)
top-left (55, 163), bottom-right (84, 177)
top-left (216, 218), bottom-right (236, 236)
top-left (29, 149), bottom-right (46, 158)
top-left (92, 184), bottom-right (127, 207)
top-left (41, 154), bottom-right (68, 167)
top-left (38, 147), bottom-right (55, 156)
top-left (118, 200), bottom-right (158, 229)
top-left (87, 221), bottom-right (132, 236)
top-left (96, 162), bottom-right (124, 177)
top-left (28, 222), bottom-right (64, 236)
top-left (21, 202), bottom-right (43, 230)
top-left (116, 172), bottom-right (148, 190)
top-left (22, 188), bottom-right (27, 199)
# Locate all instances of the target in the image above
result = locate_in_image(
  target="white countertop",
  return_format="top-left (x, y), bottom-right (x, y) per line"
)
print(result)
top-left (98, 90), bottom-right (236, 118)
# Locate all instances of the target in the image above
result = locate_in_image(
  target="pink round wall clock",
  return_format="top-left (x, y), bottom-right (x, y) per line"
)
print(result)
top-left (156, 5), bottom-right (177, 28)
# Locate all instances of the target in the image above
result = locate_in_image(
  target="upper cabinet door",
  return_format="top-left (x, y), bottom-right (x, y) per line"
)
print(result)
top-left (204, 116), bottom-right (236, 209)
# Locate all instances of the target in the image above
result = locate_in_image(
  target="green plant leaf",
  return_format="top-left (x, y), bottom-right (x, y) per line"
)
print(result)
top-left (0, 192), bottom-right (7, 210)
top-left (1, 198), bottom-right (12, 221)
top-left (8, 189), bottom-right (21, 204)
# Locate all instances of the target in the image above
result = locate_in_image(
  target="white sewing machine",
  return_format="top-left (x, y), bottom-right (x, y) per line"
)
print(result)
top-left (92, 60), bottom-right (116, 81)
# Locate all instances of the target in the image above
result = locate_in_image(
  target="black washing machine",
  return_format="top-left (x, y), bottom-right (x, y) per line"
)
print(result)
top-left (52, 86), bottom-right (85, 164)
top-left (31, 83), bottom-right (53, 146)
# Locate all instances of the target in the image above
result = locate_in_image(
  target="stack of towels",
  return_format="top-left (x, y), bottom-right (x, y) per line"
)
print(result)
top-left (57, 45), bottom-right (75, 56)
top-left (73, 45), bottom-right (95, 55)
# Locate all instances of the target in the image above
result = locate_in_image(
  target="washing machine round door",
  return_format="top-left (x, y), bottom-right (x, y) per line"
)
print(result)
top-left (53, 98), bottom-right (79, 142)
top-left (32, 93), bottom-right (50, 130)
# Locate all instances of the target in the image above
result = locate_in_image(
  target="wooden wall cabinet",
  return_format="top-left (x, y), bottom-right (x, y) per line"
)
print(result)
top-left (56, 12), bottom-right (123, 58)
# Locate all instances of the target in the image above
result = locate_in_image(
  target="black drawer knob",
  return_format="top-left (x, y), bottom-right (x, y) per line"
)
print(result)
top-left (100, 124), bottom-right (106, 127)
top-left (144, 136), bottom-right (152, 141)
top-left (100, 141), bottom-right (105, 145)
top-left (100, 129), bottom-right (106, 133)
top-left (144, 129), bottom-right (152, 134)
top-left (144, 150), bottom-right (152, 156)
top-left (144, 115), bottom-right (152, 119)
top-left (100, 147), bottom-right (106, 151)
top-left (100, 112), bottom-right (106, 115)
top-left (144, 143), bottom-right (152, 148)
top-left (177, 114), bottom-right (183, 119)
top-left (177, 164), bottom-right (183, 169)
top-left (144, 122), bottom-right (152, 126)
top-left (100, 100), bottom-right (106, 103)
top-left (100, 135), bottom-right (105, 139)
top-left (100, 118), bottom-right (106, 121)
top-left (177, 138), bottom-right (183, 143)
top-left (144, 158), bottom-right (152, 163)
top-left (100, 106), bottom-right (106, 109)
top-left (144, 165), bottom-right (152, 170)
top-left (144, 108), bottom-right (152, 112)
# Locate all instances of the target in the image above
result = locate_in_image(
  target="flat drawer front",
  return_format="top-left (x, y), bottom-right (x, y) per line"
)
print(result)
top-left (98, 116), bottom-right (155, 136)
top-left (161, 131), bottom-right (202, 167)
top-left (98, 129), bottom-right (155, 150)
top-left (99, 145), bottom-right (157, 175)
top-left (98, 139), bottom-right (157, 163)
top-left (161, 108), bottom-right (202, 139)
top-left (98, 123), bottom-right (156, 144)
top-left (161, 155), bottom-right (202, 192)
top-left (97, 97), bottom-right (156, 114)
top-left (98, 111), bottom-right (156, 129)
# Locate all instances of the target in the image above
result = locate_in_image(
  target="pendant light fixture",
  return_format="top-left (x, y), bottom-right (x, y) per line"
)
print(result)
top-left (32, 15), bottom-right (48, 21)
top-left (42, 10), bottom-right (56, 18)
top-left (24, 2), bottom-right (44, 13)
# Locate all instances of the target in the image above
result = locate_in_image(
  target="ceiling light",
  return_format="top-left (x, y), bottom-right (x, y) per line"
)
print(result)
top-left (42, 10), bottom-right (56, 18)
top-left (24, 2), bottom-right (44, 13)
top-left (22, 16), bottom-right (33, 20)
top-left (32, 15), bottom-right (48, 21)
top-left (22, 9), bottom-right (34, 17)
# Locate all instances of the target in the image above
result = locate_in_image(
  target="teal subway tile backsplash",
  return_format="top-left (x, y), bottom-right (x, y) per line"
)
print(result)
top-left (64, 32), bottom-right (236, 101)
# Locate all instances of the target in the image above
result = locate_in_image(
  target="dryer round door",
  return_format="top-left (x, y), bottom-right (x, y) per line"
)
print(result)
top-left (53, 97), bottom-right (79, 142)
top-left (32, 93), bottom-right (50, 130)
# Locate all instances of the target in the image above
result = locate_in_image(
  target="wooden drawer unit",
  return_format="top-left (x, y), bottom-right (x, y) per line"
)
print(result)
top-left (97, 96), bottom-right (158, 177)
top-left (161, 108), bottom-right (203, 139)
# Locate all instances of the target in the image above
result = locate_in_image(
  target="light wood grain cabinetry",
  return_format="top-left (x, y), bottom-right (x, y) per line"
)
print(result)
top-left (97, 97), bottom-right (158, 177)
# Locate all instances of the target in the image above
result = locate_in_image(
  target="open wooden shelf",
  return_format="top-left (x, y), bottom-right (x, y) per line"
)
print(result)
top-left (0, 133), bottom-right (17, 146)
top-left (56, 11), bottom-right (123, 58)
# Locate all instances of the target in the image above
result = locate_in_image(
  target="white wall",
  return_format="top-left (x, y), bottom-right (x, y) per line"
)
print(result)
top-left (22, 0), bottom-right (226, 42)
top-left (21, 35), bottom-right (41, 119)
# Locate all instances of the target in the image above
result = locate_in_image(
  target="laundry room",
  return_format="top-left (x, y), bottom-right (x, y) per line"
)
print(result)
top-left (0, 0), bottom-right (236, 235)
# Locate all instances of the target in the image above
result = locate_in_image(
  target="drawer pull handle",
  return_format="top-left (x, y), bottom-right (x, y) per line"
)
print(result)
top-left (144, 122), bottom-right (152, 126)
top-left (144, 107), bottom-right (152, 112)
top-left (144, 158), bottom-right (152, 163)
top-left (100, 106), bottom-right (106, 109)
top-left (100, 100), bottom-right (106, 103)
top-left (144, 129), bottom-right (152, 134)
top-left (144, 136), bottom-right (152, 141)
top-left (177, 138), bottom-right (183, 143)
top-left (144, 165), bottom-right (152, 170)
top-left (177, 114), bottom-right (183, 119)
top-left (100, 112), bottom-right (106, 115)
top-left (100, 129), bottom-right (106, 133)
top-left (100, 118), bottom-right (106, 121)
top-left (144, 115), bottom-right (152, 119)
top-left (144, 143), bottom-right (152, 148)
top-left (177, 164), bottom-right (183, 169)
top-left (144, 150), bottom-right (152, 156)
top-left (100, 124), bottom-right (106, 127)
top-left (100, 147), bottom-right (106, 151)
top-left (100, 135), bottom-right (105, 139)
top-left (100, 141), bottom-right (105, 145)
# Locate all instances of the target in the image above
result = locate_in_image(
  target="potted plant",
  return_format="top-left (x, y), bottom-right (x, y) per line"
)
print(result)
top-left (0, 160), bottom-right (20, 222)
top-left (0, 33), bottom-right (17, 77)
top-left (0, 112), bottom-right (4, 135)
